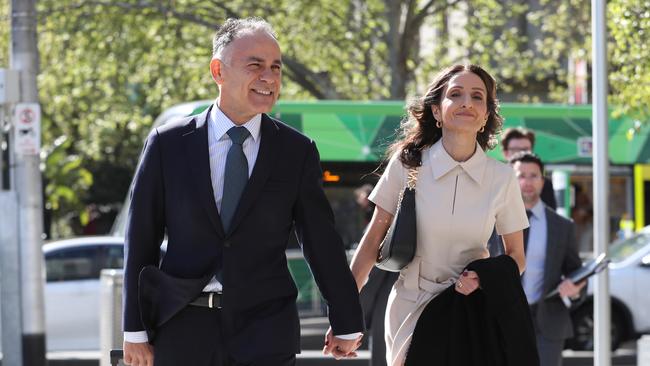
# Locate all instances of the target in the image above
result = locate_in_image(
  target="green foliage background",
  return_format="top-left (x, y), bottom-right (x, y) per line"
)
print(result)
top-left (0, 0), bottom-right (647, 237)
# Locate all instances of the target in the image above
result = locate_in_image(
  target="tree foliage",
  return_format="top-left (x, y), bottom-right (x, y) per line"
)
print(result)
top-left (31, 0), bottom-right (472, 237)
top-left (609, 0), bottom-right (650, 120)
top-left (0, 2), bottom-right (7, 67)
top-left (0, 0), bottom-right (647, 237)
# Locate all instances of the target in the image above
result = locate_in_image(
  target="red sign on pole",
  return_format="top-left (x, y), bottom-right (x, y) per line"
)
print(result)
top-left (13, 103), bottom-right (41, 155)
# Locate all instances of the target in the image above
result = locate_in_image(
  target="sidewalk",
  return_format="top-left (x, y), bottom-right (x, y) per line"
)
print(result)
top-left (0, 317), bottom-right (639, 366)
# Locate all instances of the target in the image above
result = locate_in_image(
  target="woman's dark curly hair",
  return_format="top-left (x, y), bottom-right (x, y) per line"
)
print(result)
top-left (388, 64), bottom-right (503, 168)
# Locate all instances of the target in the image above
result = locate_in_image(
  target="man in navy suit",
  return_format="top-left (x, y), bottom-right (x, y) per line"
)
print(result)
top-left (122, 17), bottom-right (364, 366)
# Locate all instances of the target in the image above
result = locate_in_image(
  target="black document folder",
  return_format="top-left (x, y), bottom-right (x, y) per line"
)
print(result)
top-left (545, 253), bottom-right (610, 299)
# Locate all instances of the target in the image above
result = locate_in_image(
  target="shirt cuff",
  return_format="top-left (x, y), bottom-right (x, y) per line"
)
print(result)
top-left (335, 332), bottom-right (363, 340)
top-left (124, 331), bottom-right (149, 343)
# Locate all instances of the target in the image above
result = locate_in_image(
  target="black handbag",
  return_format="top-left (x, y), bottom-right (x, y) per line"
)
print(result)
top-left (376, 167), bottom-right (419, 272)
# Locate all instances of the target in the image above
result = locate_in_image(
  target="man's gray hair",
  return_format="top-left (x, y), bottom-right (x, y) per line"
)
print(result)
top-left (212, 17), bottom-right (277, 59)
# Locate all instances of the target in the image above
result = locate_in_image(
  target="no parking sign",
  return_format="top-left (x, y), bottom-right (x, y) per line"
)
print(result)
top-left (13, 103), bottom-right (41, 155)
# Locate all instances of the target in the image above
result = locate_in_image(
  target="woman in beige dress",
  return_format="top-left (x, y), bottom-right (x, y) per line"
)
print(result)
top-left (349, 64), bottom-right (529, 365)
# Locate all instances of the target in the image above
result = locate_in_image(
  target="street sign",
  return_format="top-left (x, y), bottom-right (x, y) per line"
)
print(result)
top-left (13, 102), bottom-right (41, 155)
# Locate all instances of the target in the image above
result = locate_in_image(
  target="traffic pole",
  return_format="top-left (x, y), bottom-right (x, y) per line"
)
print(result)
top-left (591, 0), bottom-right (611, 365)
top-left (0, 191), bottom-right (22, 366)
top-left (10, 0), bottom-right (47, 365)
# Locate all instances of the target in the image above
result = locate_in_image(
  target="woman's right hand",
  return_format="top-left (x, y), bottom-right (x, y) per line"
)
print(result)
top-left (454, 270), bottom-right (481, 296)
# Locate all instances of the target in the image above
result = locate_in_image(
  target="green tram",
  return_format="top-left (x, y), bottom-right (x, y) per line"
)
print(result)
top-left (113, 100), bottom-right (650, 315)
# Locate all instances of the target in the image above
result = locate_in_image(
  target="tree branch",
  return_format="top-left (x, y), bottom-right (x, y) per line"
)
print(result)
top-left (41, 1), bottom-right (228, 29)
top-left (41, 0), bottom-right (341, 99)
top-left (282, 57), bottom-right (345, 99)
top-left (412, 0), bottom-right (463, 26)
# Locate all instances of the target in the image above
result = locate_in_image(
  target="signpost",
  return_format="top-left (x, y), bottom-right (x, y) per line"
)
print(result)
top-left (2, 1), bottom-right (48, 365)
top-left (13, 103), bottom-right (41, 156)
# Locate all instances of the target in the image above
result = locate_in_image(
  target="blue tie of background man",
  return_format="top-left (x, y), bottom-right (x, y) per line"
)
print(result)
top-left (221, 126), bottom-right (250, 232)
top-left (524, 209), bottom-right (532, 252)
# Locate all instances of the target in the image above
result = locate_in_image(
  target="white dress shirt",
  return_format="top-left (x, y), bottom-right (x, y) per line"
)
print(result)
top-left (203, 103), bottom-right (262, 291)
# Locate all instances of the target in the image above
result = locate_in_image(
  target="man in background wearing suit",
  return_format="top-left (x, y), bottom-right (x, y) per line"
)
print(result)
top-left (489, 127), bottom-right (558, 256)
top-left (122, 17), bottom-right (364, 366)
top-left (511, 152), bottom-right (585, 366)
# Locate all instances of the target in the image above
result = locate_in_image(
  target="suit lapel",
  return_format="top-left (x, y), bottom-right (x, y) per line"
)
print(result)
top-left (543, 207), bottom-right (560, 293)
top-left (226, 114), bottom-right (280, 236)
top-left (184, 106), bottom-right (225, 237)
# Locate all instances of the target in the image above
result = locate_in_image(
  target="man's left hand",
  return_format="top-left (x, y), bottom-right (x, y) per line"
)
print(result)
top-left (558, 278), bottom-right (586, 299)
top-left (322, 327), bottom-right (363, 360)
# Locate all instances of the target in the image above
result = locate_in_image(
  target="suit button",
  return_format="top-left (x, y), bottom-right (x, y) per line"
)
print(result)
top-left (224, 240), bottom-right (231, 248)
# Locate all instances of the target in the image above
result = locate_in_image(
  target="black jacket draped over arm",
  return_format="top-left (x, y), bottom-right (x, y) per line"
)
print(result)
top-left (406, 255), bottom-right (539, 366)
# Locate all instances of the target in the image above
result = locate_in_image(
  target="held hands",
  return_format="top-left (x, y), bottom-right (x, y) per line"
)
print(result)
top-left (455, 270), bottom-right (480, 296)
top-left (123, 341), bottom-right (154, 366)
top-left (323, 327), bottom-right (363, 360)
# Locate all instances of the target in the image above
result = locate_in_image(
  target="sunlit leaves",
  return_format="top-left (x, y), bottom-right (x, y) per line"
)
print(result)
top-left (609, 0), bottom-right (650, 120)
top-left (2, 0), bottom-right (648, 237)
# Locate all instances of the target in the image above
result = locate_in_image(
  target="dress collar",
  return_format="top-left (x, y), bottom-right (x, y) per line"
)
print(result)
top-left (428, 139), bottom-right (487, 185)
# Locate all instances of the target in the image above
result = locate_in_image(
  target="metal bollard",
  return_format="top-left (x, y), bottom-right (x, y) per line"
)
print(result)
top-left (639, 335), bottom-right (650, 366)
top-left (100, 269), bottom-right (124, 366)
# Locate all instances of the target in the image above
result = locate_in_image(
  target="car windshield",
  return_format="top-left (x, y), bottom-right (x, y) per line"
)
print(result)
top-left (609, 232), bottom-right (650, 263)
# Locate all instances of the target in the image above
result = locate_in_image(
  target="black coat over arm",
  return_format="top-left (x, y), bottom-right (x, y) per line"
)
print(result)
top-left (406, 255), bottom-right (539, 366)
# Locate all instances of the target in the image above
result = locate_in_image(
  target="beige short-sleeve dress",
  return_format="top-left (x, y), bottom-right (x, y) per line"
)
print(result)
top-left (368, 140), bottom-right (529, 366)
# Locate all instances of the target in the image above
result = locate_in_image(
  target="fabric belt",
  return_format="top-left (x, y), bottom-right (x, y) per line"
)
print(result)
top-left (189, 291), bottom-right (223, 309)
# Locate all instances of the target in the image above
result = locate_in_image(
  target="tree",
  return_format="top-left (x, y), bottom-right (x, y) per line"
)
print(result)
top-left (32, 0), bottom-right (472, 236)
top-left (37, 0), bottom-right (216, 236)
top-left (609, 0), bottom-right (650, 121)
top-left (0, 2), bottom-right (7, 67)
top-left (3, 0), bottom-right (645, 237)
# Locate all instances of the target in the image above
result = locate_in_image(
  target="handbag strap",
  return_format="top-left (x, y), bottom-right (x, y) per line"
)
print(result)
top-left (393, 165), bottom-right (419, 211)
top-left (405, 166), bottom-right (419, 189)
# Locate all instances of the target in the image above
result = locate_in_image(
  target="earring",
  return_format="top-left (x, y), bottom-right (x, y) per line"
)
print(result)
top-left (479, 125), bottom-right (485, 133)
top-left (436, 120), bottom-right (442, 128)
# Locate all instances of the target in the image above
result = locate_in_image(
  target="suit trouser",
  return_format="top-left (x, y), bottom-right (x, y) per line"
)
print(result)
top-left (153, 305), bottom-right (296, 366)
top-left (530, 305), bottom-right (564, 366)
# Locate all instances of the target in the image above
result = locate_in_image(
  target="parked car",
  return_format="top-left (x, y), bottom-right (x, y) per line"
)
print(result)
top-left (566, 227), bottom-right (650, 350)
top-left (0, 236), bottom-right (124, 352)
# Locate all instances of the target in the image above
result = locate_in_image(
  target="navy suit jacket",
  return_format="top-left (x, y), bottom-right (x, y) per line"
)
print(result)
top-left (123, 106), bottom-right (364, 360)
